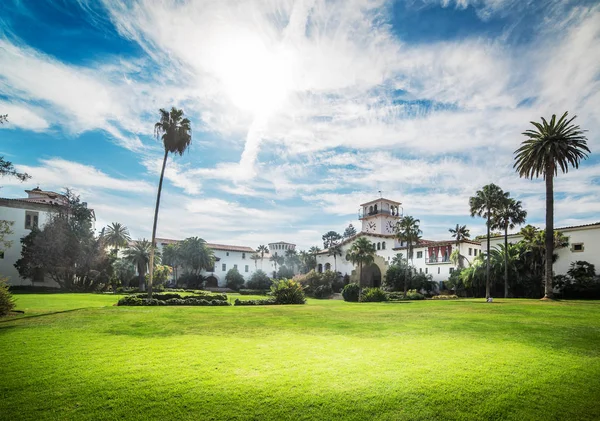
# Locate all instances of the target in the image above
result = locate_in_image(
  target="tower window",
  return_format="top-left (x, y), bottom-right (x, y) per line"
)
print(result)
top-left (382, 242), bottom-right (386, 250)
top-left (25, 211), bottom-right (39, 230)
top-left (377, 242), bottom-right (381, 250)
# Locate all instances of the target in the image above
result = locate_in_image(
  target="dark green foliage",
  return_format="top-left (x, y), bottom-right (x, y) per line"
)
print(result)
top-left (0, 155), bottom-right (31, 182)
top-left (385, 292), bottom-right (405, 301)
top-left (225, 267), bottom-right (245, 291)
top-left (342, 283), bottom-right (360, 302)
top-left (405, 290), bottom-right (425, 300)
top-left (234, 298), bottom-right (277, 306)
top-left (177, 273), bottom-right (206, 289)
top-left (239, 289), bottom-right (269, 295)
top-left (359, 287), bottom-right (388, 302)
top-left (554, 261), bottom-right (600, 299)
top-left (313, 284), bottom-right (333, 299)
top-left (0, 278), bottom-right (16, 316)
top-left (432, 295), bottom-right (459, 300)
top-left (276, 265), bottom-right (295, 280)
top-left (117, 295), bottom-right (229, 306)
top-left (246, 270), bottom-right (272, 290)
top-left (270, 279), bottom-right (306, 304)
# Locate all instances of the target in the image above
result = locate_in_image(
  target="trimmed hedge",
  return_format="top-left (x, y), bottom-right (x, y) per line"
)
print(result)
top-left (130, 292), bottom-right (228, 302)
top-left (360, 287), bottom-right (388, 302)
top-left (342, 283), bottom-right (360, 302)
top-left (432, 294), bottom-right (459, 300)
top-left (239, 289), bottom-right (269, 295)
top-left (386, 290), bottom-right (426, 301)
top-left (118, 295), bottom-right (230, 306)
top-left (234, 298), bottom-right (277, 306)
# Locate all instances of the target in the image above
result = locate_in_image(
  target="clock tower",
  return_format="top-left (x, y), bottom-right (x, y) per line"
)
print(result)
top-left (359, 198), bottom-right (402, 235)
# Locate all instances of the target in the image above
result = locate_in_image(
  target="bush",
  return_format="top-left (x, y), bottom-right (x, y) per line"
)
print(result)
top-left (360, 287), bottom-right (388, 302)
top-left (276, 265), bottom-right (295, 280)
top-left (342, 283), bottom-right (360, 302)
top-left (117, 295), bottom-right (230, 306)
top-left (234, 298), bottom-right (277, 306)
top-left (246, 270), bottom-right (272, 290)
top-left (177, 273), bottom-right (206, 289)
top-left (432, 294), bottom-right (459, 300)
top-left (313, 284), bottom-right (333, 299)
top-left (132, 293), bottom-right (183, 300)
top-left (225, 268), bottom-right (245, 291)
top-left (386, 292), bottom-right (404, 301)
top-left (405, 289), bottom-right (425, 300)
top-left (0, 278), bottom-right (16, 316)
top-left (270, 279), bottom-right (306, 304)
top-left (239, 289), bottom-right (269, 295)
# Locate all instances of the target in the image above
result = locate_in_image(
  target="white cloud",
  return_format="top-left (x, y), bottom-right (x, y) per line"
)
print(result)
top-left (0, 101), bottom-right (49, 131)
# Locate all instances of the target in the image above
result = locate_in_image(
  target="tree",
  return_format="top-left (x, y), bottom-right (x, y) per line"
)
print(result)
top-left (246, 269), bottom-right (272, 290)
top-left (251, 253), bottom-right (261, 269)
top-left (492, 198), bottom-right (527, 298)
top-left (123, 240), bottom-right (160, 291)
top-left (298, 250), bottom-right (316, 274)
top-left (0, 114), bottom-right (7, 124)
top-left (225, 267), bottom-right (245, 291)
top-left (270, 252), bottom-right (284, 273)
top-left (0, 156), bottom-right (31, 183)
top-left (448, 224), bottom-right (470, 268)
top-left (343, 224), bottom-right (357, 239)
top-left (345, 237), bottom-right (376, 289)
top-left (0, 220), bottom-right (14, 251)
top-left (322, 231), bottom-right (342, 249)
top-left (162, 243), bottom-right (182, 282)
top-left (112, 258), bottom-right (136, 288)
top-left (148, 107), bottom-right (192, 298)
top-left (104, 222), bottom-right (131, 253)
top-left (469, 184), bottom-right (509, 299)
top-left (328, 244), bottom-right (342, 273)
top-left (285, 248), bottom-right (299, 272)
top-left (257, 245), bottom-right (269, 269)
top-left (179, 237), bottom-right (214, 275)
top-left (395, 216), bottom-right (422, 295)
top-left (514, 112), bottom-right (590, 299)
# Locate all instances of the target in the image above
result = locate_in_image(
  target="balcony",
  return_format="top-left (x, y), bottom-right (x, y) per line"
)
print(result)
top-left (359, 209), bottom-right (397, 219)
top-left (426, 256), bottom-right (452, 264)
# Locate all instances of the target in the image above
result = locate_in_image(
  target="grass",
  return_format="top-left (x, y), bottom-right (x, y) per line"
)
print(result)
top-left (1, 294), bottom-right (600, 421)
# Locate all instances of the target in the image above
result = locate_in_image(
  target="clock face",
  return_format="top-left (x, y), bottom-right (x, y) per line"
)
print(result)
top-left (386, 221), bottom-right (396, 233)
top-left (367, 221), bottom-right (376, 232)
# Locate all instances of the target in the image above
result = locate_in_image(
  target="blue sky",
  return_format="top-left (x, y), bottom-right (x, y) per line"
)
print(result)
top-left (0, 0), bottom-right (599, 250)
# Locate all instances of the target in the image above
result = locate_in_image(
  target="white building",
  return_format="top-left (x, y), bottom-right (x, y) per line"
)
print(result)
top-left (315, 197), bottom-right (482, 286)
top-left (481, 222), bottom-right (600, 276)
top-left (266, 241), bottom-right (297, 273)
top-left (0, 188), bottom-right (95, 287)
top-left (156, 238), bottom-right (259, 287)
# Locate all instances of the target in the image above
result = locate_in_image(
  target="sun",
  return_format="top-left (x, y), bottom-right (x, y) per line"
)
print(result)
top-left (212, 32), bottom-right (293, 116)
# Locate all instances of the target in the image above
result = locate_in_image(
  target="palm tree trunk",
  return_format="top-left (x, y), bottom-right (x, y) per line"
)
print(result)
top-left (148, 149), bottom-right (169, 299)
top-left (543, 172), bottom-right (554, 299)
top-left (504, 225), bottom-right (509, 298)
top-left (486, 212), bottom-right (491, 299)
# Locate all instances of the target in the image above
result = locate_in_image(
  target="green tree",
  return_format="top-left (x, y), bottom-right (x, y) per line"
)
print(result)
top-left (492, 198), bottom-right (527, 297)
top-left (250, 253), bottom-right (260, 269)
top-left (448, 224), bottom-right (470, 268)
top-left (298, 250), bottom-right (316, 274)
top-left (179, 237), bottom-right (214, 275)
top-left (395, 216), bottom-right (422, 295)
top-left (270, 252), bottom-right (284, 273)
top-left (0, 156), bottom-right (31, 183)
top-left (257, 245), bottom-right (269, 269)
top-left (161, 243), bottom-right (182, 282)
top-left (148, 107), bottom-right (192, 298)
top-left (514, 112), bottom-right (590, 299)
top-left (285, 248), bottom-right (300, 272)
top-left (345, 237), bottom-right (376, 290)
top-left (112, 258), bottom-right (136, 288)
top-left (225, 267), bottom-right (245, 291)
top-left (322, 231), bottom-right (342, 249)
top-left (123, 240), bottom-right (160, 291)
top-left (343, 224), bottom-right (357, 239)
top-left (104, 222), bottom-right (131, 254)
top-left (328, 244), bottom-right (342, 273)
top-left (469, 184), bottom-right (509, 299)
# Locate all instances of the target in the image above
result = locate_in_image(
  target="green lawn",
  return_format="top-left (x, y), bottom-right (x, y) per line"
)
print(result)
top-left (1, 295), bottom-right (600, 421)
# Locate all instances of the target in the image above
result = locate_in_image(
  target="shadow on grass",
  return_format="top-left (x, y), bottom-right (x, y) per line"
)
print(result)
top-left (0, 308), bottom-right (92, 324)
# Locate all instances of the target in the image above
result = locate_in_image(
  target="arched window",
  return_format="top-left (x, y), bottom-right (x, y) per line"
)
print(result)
top-left (377, 242), bottom-right (381, 250)
top-left (317, 264), bottom-right (323, 273)
top-left (374, 204), bottom-right (378, 213)
top-left (382, 242), bottom-right (386, 250)
top-left (325, 263), bottom-right (331, 271)
top-left (369, 205), bottom-right (373, 214)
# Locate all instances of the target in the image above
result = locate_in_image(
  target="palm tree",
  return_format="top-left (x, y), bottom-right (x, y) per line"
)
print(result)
top-left (123, 240), bottom-right (160, 291)
top-left (328, 244), bottom-right (343, 273)
top-left (492, 198), bottom-right (527, 298)
top-left (308, 246), bottom-right (321, 271)
top-left (395, 216), bottom-right (422, 295)
top-left (345, 237), bottom-right (376, 289)
top-left (257, 245), bottom-right (269, 269)
top-left (251, 254), bottom-right (260, 269)
top-left (469, 184), bottom-right (509, 299)
top-left (514, 112), bottom-right (590, 300)
top-left (284, 249), bottom-right (299, 272)
top-left (270, 252), bottom-right (282, 273)
top-left (179, 237), bottom-right (214, 276)
top-left (104, 222), bottom-right (131, 254)
top-left (148, 107), bottom-right (192, 298)
top-left (448, 224), bottom-right (470, 268)
top-left (162, 243), bottom-right (182, 283)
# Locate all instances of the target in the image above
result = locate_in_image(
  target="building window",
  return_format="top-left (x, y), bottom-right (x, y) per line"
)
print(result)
top-left (317, 264), bottom-right (323, 273)
top-left (245, 265), bottom-right (249, 272)
top-left (425, 268), bottom-right (428, 274)
top-left (449, 267), bottom-right (454, 273)
top-left (242, 253), bottom-right (246, 259)
top-left (234, 264), bottom-right (238, 270)
top-left (377, 242), bottom-right (381, 250)
top-left (222, 263), bottom-right (226, 271)
top-left (572, 243), bottom-right (584, 252)
top-left (0, 251), bottom-right (4, 259)
top-left (325, 263), bottom-right (331, 271)
top-left (382, 242), bottom-right (386, 250)
top-left (473, 249), bottom-right (477, 256)
top-left (25, 211), bottom-right (39, 230)
top-left (419, 268), bottom-right (422, 273)
top-left (438, 267), bottom-right (440, 274)
top-left (468, 248), bottom-right (472, 256)
top-left (416, 251), bottom-right (423, 259)
top-left (226, 252), bottom-right (230, 256)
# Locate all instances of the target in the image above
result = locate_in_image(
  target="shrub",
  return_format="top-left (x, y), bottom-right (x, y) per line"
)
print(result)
top-left (432, 294), bottom-right (459, 300)
top-left (386, 292), bottom-right (404, 301)
top-left (234, 298), bottom-right (277, 306)
top-left (117, 295), bottom-right (230, 306)
top-left (405, 289), bottom-right (425, 300)
top-left (177, 273), bottom-right (206, 289)
top-left (342, 283), bottom-right (360, 302)
top-left (360, 287), bottom-right (388, 302)
top-left (246, 270), bottom-right (272, 290)
top-left (132, 293), bottom-right (182, 300)
top-left (225, 268), bottom-right (245, 291)
top-left (239, 289), bottom-right (269, 295)
top-left (0, 278), bottom-right (16, 316)
top-left (276, 265), bottom-right (295, 280)
top-left (270, 279), bottom-right (306, 304)
top-left (313, 284), bottom-right (333, 299)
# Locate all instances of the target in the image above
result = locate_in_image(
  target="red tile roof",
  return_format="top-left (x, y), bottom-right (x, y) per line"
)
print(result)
top-left (155, 237), bottom-right (255, 253)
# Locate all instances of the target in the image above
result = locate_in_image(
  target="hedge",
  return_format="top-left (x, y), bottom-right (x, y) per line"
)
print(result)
top-left (432, 294), bottom-right (459, 300)
top-left (234, 298), bottom-right (277, 306)
top-left (239, 289), bottom-right (269, 295)
top-left (118, 295), bottom-right (230, 306)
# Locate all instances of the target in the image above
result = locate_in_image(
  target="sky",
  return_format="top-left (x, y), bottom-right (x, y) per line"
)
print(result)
top-left (0, 0), bottom-right (599, 250)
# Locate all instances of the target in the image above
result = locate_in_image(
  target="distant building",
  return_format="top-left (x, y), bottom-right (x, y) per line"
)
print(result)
top-left (0, 188), bottom-right (95, 287)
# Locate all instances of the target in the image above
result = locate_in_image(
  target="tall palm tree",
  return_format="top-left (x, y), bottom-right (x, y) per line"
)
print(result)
top-left (469, 184), bottom-right (509, 299)
top-left (251, 254), bottom-right (260, 269)
top-left (395, 216), bottom-right (422, 295)
top-left (492, 198), bottom-right (527, 298)
top-left (257, 245), bottom-right (269, 269)
top-left (179, 237), bottom-right (214, 276)
top-left (514, 112), bottom-right (589, 300)
top-left (345, 237), bottom-right (376, 289)
top-left (285, 248), bottom-right (299, 272)
top-left (308, 246), bottom-right (321, 271)
top-left (104, 222), bottom-right (131, 254)
top-left (162, 243), bottom-right (182, 282)
top-left (448, 224), bottom-right (470, 268)
top-left (148, 107), bottom-right (192, 298)
top-left (270, 252), bottom-right (281, 273)
top-left (123, 240), bottom-right (160, 291)
top-left (328, 244), bottom-right (343, 273)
